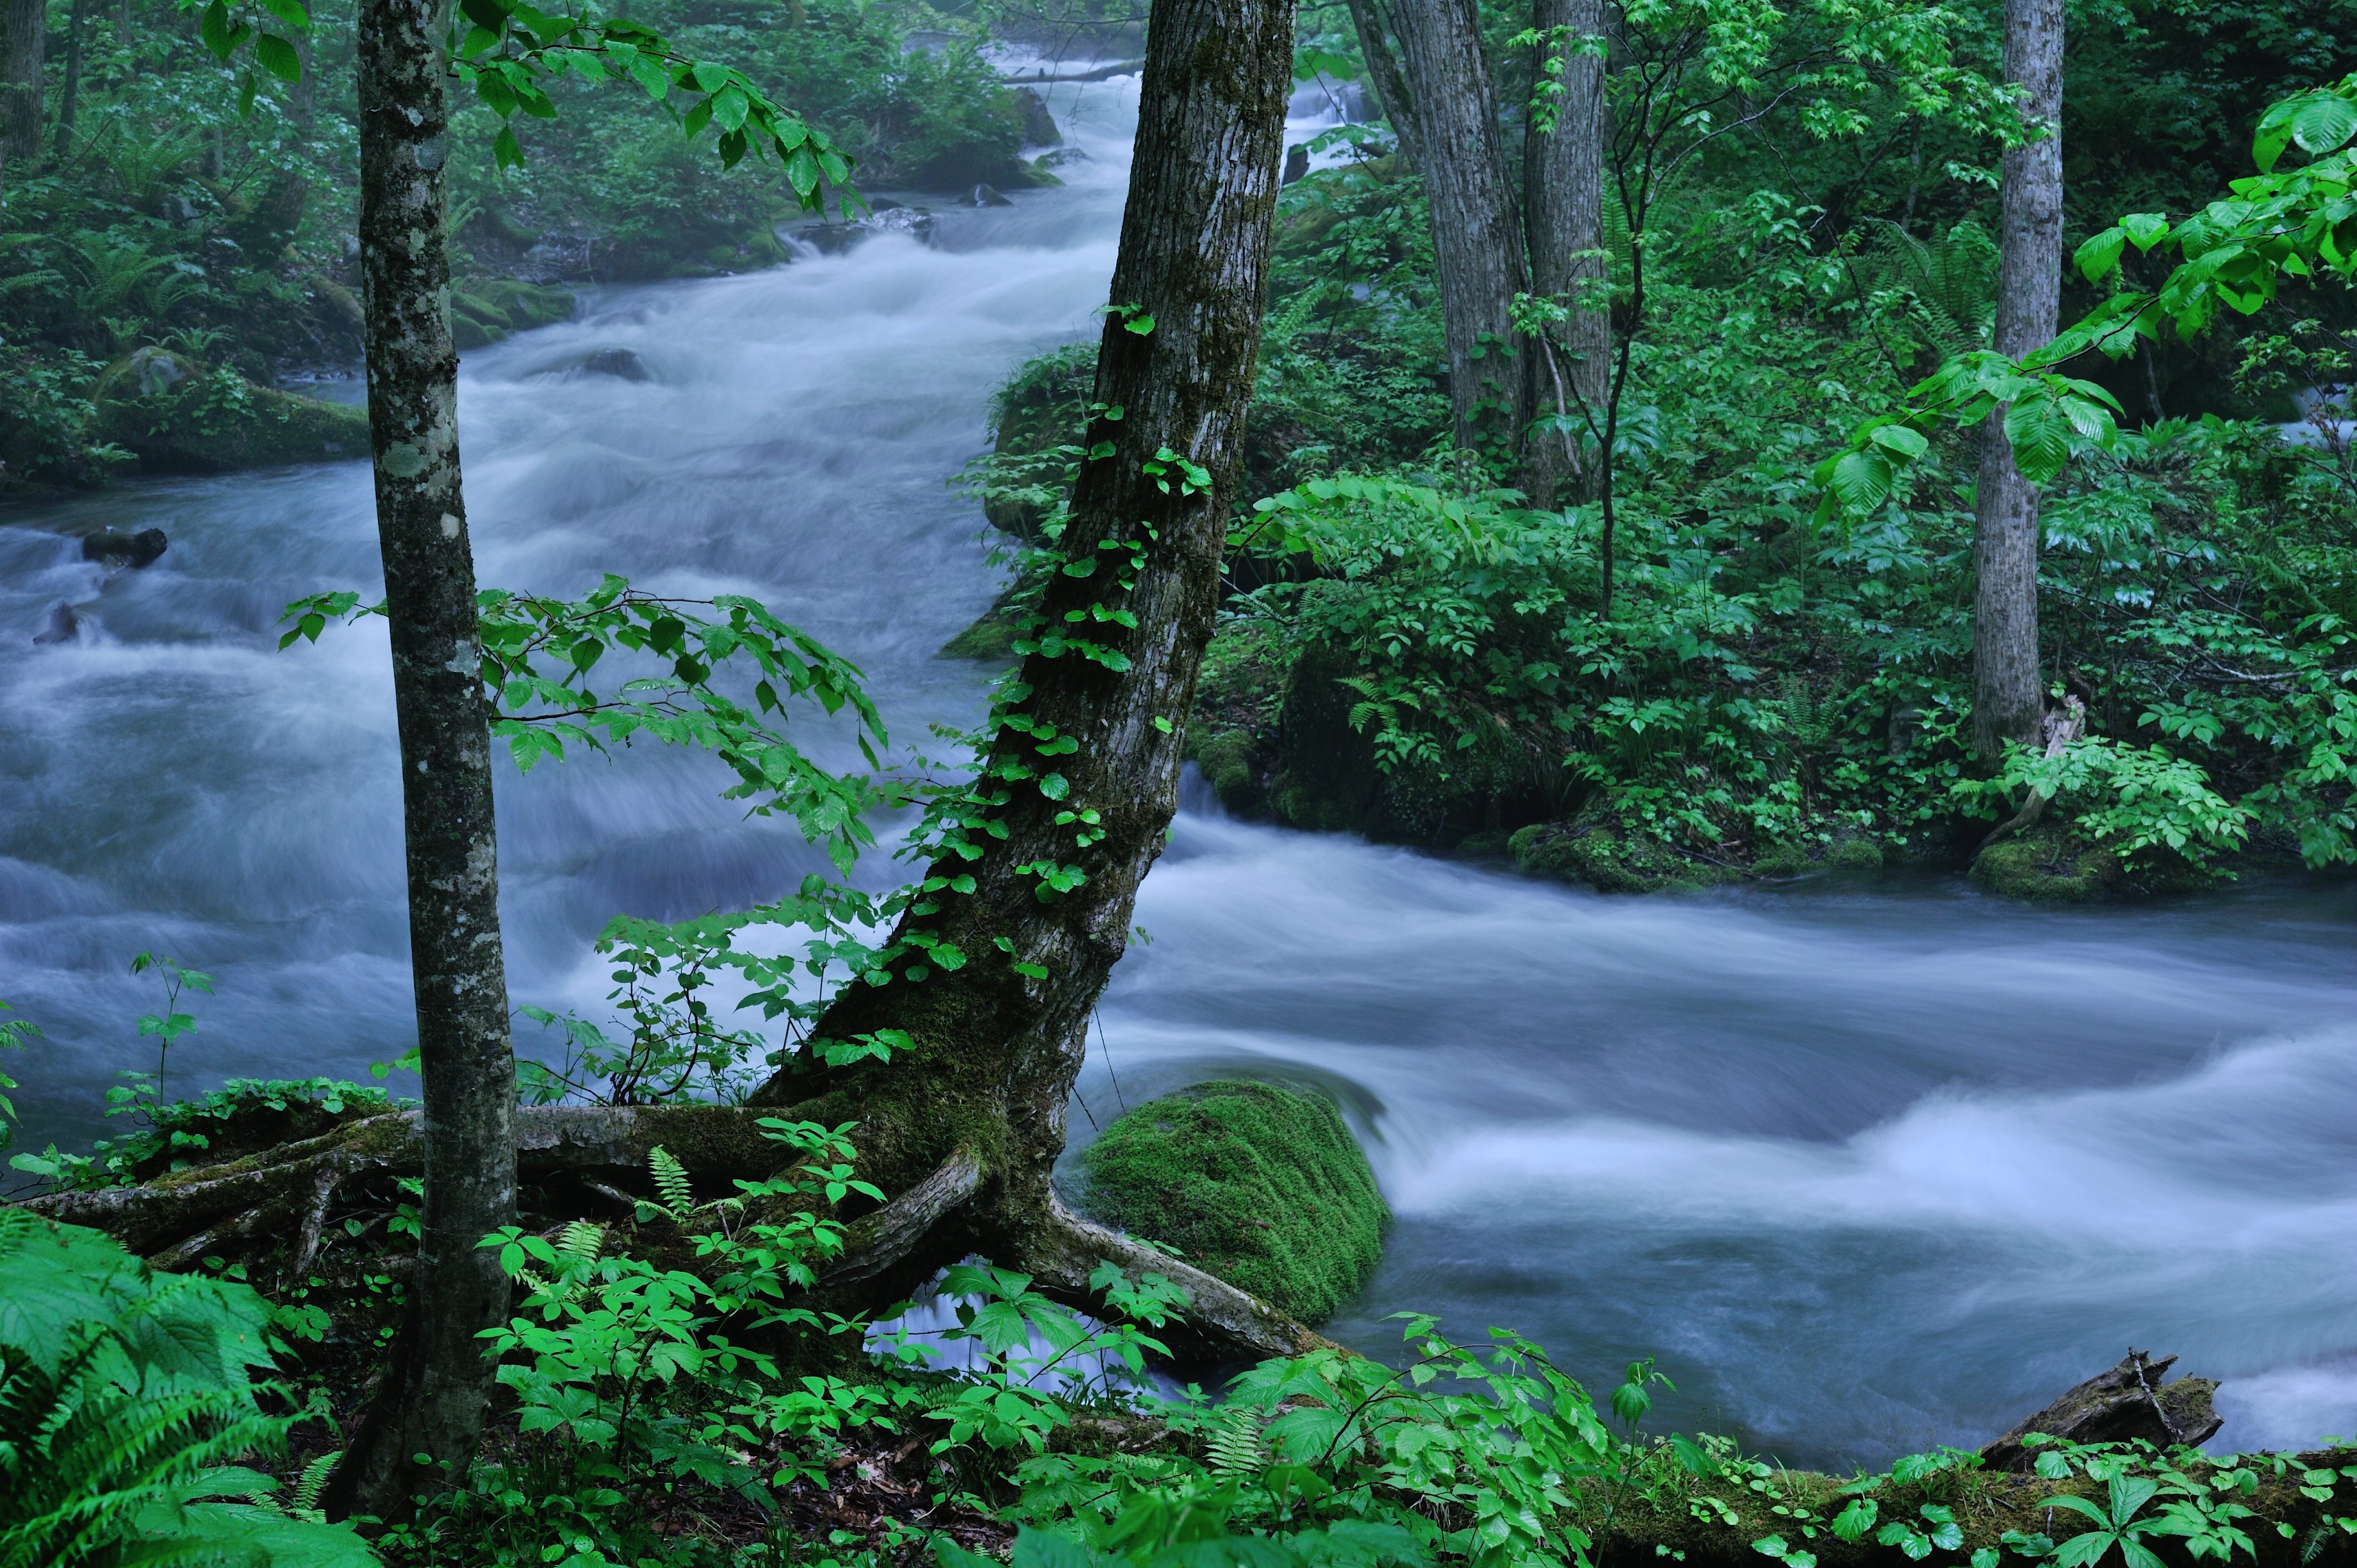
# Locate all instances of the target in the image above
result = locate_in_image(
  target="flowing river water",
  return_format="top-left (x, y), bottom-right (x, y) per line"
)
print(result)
top-left (4, 67), bottom-right (2355, 1473)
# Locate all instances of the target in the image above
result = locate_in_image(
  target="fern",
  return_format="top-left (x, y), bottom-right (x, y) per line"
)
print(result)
top-left (557, 1220), bottom-right (607, 1260)
top-left (1207, 1404), bottom-right (1266, 1482)
top-left (648, 1144), bottom-right (696, 1220)
top-left (0, 1209), bottom-right (375, 1568)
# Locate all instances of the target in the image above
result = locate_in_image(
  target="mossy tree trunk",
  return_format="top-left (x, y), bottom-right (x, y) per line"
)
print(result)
top-left (737, 0), bottom-right (1314, 1351)
top-left (322, 0), bottom-right (519, 1522)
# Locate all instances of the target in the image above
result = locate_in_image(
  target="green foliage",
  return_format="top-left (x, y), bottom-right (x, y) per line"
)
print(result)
top-left (972, 1317), bottom-right (1617, 1568)
top-left (1078, 1082), bottom-right (1388, 1325)
top-left (0, 1209), bottom-right (375, 1568)
top-left (1961, 736), bottom-right (2252, 869)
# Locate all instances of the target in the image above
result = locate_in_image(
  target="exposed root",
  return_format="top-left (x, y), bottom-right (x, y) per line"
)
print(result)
top-left (819, 1145), bottom-right (985, 1287)
top-left (1974, 696), bottom-right (2086, 855)
top-left (1019, 1188), bottom-right (1336, 1363)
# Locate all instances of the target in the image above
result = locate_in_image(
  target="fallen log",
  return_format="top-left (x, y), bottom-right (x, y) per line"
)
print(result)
top-left (1979, 1347), bottom-right (2224, 1471)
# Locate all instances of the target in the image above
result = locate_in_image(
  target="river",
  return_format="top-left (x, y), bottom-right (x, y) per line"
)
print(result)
top-left (3, 65), bottom-right (2354, 1472)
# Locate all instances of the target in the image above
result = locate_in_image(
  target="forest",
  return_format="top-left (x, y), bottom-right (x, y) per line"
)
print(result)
top-left (2, 0), bottom-right (2356, 1564)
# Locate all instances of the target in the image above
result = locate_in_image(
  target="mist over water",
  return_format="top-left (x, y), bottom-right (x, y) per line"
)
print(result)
top-left (5, 64), bottom-right (2354, 1469)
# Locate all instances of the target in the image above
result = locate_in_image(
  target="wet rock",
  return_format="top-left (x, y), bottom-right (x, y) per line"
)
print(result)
top-left (1015, 86), bottom-right (1062, 148)
top-left (1283, 144), bottom-right (1310, 185)
top-left (81, 529), bottom-right (169, 569)
top-left (32, 602), bottom-right (78, 644)
top-left (581, 348), bottom-right (649, 380)
top-left (1982, 1350), bottom-right (2223, 1471)
top-left (861, 205), bottom-right (938, 244)
top-left (126, 345), bottom-right (192, 397)
top-left (1035, 147), bottom-right (1088, 173)
top-left (969, 183), bottom-right (1013, 208)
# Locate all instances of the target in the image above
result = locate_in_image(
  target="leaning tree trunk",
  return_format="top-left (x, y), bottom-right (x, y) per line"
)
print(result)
top-left (1341, 0), bottom-right (1427, 174)
top-left (323, 0), bottom-right (519, 1523)
top-left (1521, 0), bottom-right (1607, 504)
top-left (739, 0), bottom-right (1312, 1352)
top-left (54, 0), bottom-right (86, 158)
top-left (1385, 0), bottom-right (1530, 456)
top-left (1970, 0), bottom-right (2062, 756)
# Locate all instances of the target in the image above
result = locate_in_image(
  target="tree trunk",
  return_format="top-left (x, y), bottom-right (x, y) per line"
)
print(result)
top-left (53, 0), bottom-right (84, 158)
top-left (1, 0), bottom-right (44, 169)
top-left (1384, 0), bottom-right (1529, 455)
top-left (323, 0), bottom-right (518, 1522)
top-left (1521, 0), bottom-right (1607, 503)
top-left (742, 0), bottom-right (1304, 1344)
top-left (1340, 0), bottom-right (1425, 174)
top-left (1970, 0), bottom-right (2062, 756)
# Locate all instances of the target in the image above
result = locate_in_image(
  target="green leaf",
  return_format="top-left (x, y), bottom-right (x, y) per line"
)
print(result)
top-left (2291, 91), bottom-right (2357, 156)
top-left (2075, 226), bottom-right (2126, 283)
top-left (2120, 212), bottom-right (2170, 250)
top-left (254, 32), bottom-right (302, 81)
top-left (1123, 312), bottom-right (1156, 336)
top-left (1866, 422), bottom-right (1928, 460)
top-left (1828, 449), bottom-right (1894, 512)
top-left (2003, 395), bottom-right (2072, 483)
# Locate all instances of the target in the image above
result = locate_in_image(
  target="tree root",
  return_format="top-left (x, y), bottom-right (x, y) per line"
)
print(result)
top-left (819, 1145), bottom-right (985, 1288)
top-left (1973, 696), bottom-right (2086, 855)
top-left (1017, 1189), bottom-right (1335, 1363)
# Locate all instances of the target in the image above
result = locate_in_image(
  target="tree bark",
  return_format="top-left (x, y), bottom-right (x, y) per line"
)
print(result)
top-left (1384, 0), bottom-right (1529, 455)
top-left (743, 0), bottom-right (1304, 1348)
top-left (54, 0), bottom-right (84, 158)
top-left (1, 0), bottom-right (45, 169)
top-left (325, 0), bottom-right (518, 1522)
top-left (1970, 0), bottom-right (2062, 756)
top-left (1521, 0), bottom-right (1607, 503)
top-left (1340, 0), bottom-right (1425, 175)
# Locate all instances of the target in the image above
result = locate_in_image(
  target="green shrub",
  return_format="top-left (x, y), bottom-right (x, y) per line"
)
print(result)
top-left (1078, 1081), bottom-right (1387, 1325)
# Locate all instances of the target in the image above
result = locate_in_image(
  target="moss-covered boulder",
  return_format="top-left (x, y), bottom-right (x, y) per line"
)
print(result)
top-left (1077, 1080), bottom-right (1388, 1325)
top-left (1969, 824), bottom-right (2124, 902)
top-left (94, 351), bottom-right (369, 473)
top-left (940, 556), bottom-right (1049, 663)
top-left (450, 277), bottom-right (577, 348)
top-left (1510, 820), bottom-right (1741, 894)
top-left (1181, 618), bottom-right (1295, 813)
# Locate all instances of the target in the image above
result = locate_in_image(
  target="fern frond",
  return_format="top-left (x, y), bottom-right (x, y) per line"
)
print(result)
top-left (287, 1451), bottom-right (339, 1517)
top-left (1206, 1404), bottom-right (1265, 1482)
top-left (556, 1220), bottom-right (606, 1261)
top-left (648, 1144), bottom-right (695, 1220)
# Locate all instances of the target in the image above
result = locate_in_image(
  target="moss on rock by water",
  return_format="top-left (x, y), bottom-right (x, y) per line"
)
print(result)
top-left (1077, 1080), bottom-right (1387, 1325)
top-left (1509, 821), bottom-right (1741, 894)
top-left (451, 278), bottom-right (578, 348)
top-left (93, 352), bottom-right (370, 473)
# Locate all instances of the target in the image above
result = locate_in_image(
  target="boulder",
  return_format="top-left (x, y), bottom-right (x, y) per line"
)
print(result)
top-left (969, 183), bottom-right (1013, 208)
top-left (1015, 86), bottom-right (1062, 148)
top-left (1283, 144), bottom-right (1310, 185)
top-left (1981, 1350), bottom-right (2223, 1471)
top-left (81, 529), bottom-right (168, 568)
top-left (1077, 1080), bottom-right (1388, 1325)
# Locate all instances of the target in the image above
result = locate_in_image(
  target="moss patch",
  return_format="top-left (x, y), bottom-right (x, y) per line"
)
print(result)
top-left (1510, 821), bottom-right (1742, 894)
top-left (94, 352), bottom-right (369, 472)
top-left (1969, 824), bottom-right (2123, 902)
top-left (1078, 1080), bottom-right (1387, 1325)
top-left (451, 277), bottom-right (577, 348)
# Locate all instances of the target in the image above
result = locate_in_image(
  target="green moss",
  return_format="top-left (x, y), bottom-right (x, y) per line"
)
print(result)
top-left (1970, 827), bottom-right (2121, 902)
top-left (1751, 842), bottom-right (1812, 878)
top-left (1192, 729), bottom-right (1264, 813)
top-left (94, 353), bottom-right (370, 473)
top-left (450, 278), bottom-right (578, 348)
top-left (1826, 837), bottom-right (1884, 870)
top-left (940, 558), bottom-right (1049, 663)
top-left (1510, 822), bottom-right (1741, 894)
top-left (1078, 1080), bottom-right (1388, 1325)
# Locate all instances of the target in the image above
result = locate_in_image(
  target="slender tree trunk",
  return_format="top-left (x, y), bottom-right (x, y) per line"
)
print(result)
top-left (324, 0), bottom-right (517, 1522)
top-left (1522, 0), bottom-right (1606, 503)
top-left (54, 0), bottom-right (84, 158)
top-left (744, 0), bottom-right (1303, 1345)
top-left (1971, 0), bottom-right (2062, 756)
top-left (1385, 0), bottom-right (1527, 455)
top-left (1, 0), bottom-right (45, 169)
top-left (1341, 0), bottom-right (1425, 173)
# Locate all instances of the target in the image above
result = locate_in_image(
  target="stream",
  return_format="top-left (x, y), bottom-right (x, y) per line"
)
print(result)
top-left (4, 64), bottom-right (2355, 1473)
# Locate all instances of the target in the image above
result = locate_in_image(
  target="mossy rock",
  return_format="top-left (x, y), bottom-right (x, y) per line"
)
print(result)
top-left (94, 352), bottom-right (369, 472)
top-left (1751, 841), bottom-right (1813, 878)
top-left (1509, 821), bottom-right (1740, 894)
top-left (1191, 729), bottom-right (1264, 813)
top-left (1078, 1080), bottom-right (1388, 1325)
top-left (1970, 828), bottom-right (2123, 902)
top-left (1827, 837), bottom-right (1884, 870)
top-left (450, 277), bottom-right (577, 348)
